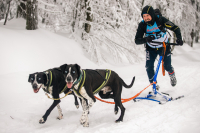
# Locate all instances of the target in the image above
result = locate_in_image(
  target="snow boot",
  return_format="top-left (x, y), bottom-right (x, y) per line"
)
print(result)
top-left (152, 84), bottom-right (160, 90)
top-left (169, 71), bottom-right (177, 87)
top-left (147, 85), bottom-right (160, 98)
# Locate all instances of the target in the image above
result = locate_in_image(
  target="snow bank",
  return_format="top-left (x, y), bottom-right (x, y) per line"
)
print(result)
top-left (0, 18), bottom-right (200, 133)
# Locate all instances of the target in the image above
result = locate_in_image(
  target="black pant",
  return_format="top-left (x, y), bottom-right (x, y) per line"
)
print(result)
top-left (145, 45), bottom-right (174, 83)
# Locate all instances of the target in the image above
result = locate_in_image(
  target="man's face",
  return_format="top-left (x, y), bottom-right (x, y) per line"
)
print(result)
top-left (143, 14), bottom-right (152, 22)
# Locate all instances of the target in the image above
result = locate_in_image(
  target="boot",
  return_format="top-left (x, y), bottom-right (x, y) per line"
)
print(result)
top-left (169, 71), bottom-right (177, 87)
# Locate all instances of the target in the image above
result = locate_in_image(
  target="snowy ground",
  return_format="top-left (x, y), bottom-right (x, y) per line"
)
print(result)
top-left (0, 18), bottom-right (200, 133)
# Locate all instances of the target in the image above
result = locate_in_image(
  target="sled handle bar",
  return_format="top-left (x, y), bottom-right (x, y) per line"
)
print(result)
top-left (151, 41), bottom-right (179, 46)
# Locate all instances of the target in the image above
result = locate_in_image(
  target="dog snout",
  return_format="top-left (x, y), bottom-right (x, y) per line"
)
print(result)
top-left (67, 76), bottom-right (72, 82)
top-left (33, 84), bottom-right (38, 89)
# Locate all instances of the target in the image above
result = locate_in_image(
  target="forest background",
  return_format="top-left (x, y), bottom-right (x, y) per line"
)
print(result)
top-left (0, 0), bottom-right (200, 64)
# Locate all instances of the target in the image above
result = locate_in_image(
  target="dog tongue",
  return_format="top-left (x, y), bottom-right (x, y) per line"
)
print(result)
top-left (34, 89), bottom-right (38, 93)
top-left (67, 82), bottom-right (73, 88)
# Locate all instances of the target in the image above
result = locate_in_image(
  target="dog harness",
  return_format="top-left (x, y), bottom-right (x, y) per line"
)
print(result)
top-left (43, 70), bottom-right (68, 94)
top-left (43, 70), bottom-right (73, 100)
top-left (73, 69), bottom-right (112, 98)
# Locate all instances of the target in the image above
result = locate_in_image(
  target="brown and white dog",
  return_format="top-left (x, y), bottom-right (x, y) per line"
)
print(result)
top-left (60, 64), bottom-right (135, 127)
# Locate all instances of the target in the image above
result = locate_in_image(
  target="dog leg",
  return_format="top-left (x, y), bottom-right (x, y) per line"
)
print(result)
top-left (80, 87), bottom-right (95, 109)
top-left (111, 82), bottom-right (125, 123)
top-left (79, 98), bottom-right (90, 114)
top-left (114, 104), bottom-right (119, 115)
top-left (80, 98), bottom-right (89, 127)
top-left (56, 104), bottom-right (63, 120)
top-left (39, 99), bottom-right (60, 124)
top-left (114, 95), bottom-right (125, 123)
top-left (39, 88), bottom-right (61, 124)
top-left (72, 91), bottom-right (79, 109)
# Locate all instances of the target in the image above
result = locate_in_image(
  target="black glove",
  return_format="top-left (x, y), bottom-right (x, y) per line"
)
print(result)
top-left (145, 36), bottom-right (155, 43)
top-left (176, 38), bottom-right (183, 46)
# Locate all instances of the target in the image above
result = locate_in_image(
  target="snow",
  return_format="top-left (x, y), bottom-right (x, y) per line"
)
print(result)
top-left (1, 18), bottom-right (200, 133)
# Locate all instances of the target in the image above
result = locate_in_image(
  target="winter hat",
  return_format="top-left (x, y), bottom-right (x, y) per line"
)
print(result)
top-left (141, 5), bottom-right (156, 26)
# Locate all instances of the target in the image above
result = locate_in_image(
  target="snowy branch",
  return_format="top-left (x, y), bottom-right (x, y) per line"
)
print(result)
top-left (37, 0), bottom-right (57, 7)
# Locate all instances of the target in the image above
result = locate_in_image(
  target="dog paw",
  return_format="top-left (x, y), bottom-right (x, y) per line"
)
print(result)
top-left (88, 104), bottom-right (92, 108)
top-left (115, 119), bottom-right (123, 123)
top-left (76, 105), bottom-right (79, 109)
top-left (83, 122), bottom-right (89, 127)
top-left (57, 114), bottom-right (63, 120)
top-left (39, 118), bottom-right (46, 124)
top-left (80, 116), bottom-right (87, 125)
top-left (80, 119), bottom-right (86, 125)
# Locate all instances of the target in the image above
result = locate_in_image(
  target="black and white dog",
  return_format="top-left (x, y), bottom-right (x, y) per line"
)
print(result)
top-left (28, 68), bottom-right (81, 124)
top-left (60, 64), bottom-right (135, 127)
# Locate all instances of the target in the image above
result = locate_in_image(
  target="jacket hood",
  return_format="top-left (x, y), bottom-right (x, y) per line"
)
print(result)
top-left (141, 6), bottom-right (156, 26)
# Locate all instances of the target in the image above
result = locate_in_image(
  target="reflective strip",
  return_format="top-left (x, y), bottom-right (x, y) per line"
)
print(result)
top-left (93, 70), bottom-right (111, 94)
top-left (165, 24), bottom-right (172, 28)
top-left (173, 27), bottom-right (179, 31)
top-left (147, 6), bottom-right (151, 14)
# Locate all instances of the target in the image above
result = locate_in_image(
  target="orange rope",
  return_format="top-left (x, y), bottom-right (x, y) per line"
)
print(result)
top-left (162, 42), bottom-right (166, 76)
top-left (94, 82), bottom-right (155, 104)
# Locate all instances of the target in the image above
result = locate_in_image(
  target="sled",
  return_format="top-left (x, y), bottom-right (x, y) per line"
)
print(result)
top-left (133, 42), bottom-right (184, 104)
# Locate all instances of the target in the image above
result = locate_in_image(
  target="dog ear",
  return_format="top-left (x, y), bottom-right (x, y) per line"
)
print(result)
top-left (28, 74), bottom-right (31, 82)
top-left (75, 64), bottom-right (81, 76)
top-left (60, 64), bottom-right (67, 73)
top-left (42, 72), bottom-right (47, 84)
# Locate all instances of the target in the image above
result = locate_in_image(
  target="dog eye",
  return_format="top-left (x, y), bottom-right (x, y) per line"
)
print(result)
top-left (31, 78), bottom-right (34, 80)
top-left (72, 71), bottom-right (75, 74)
top-left (38, 78), bottom-right (41, 80)
top-left (65, 71), bottom-right (68, 73)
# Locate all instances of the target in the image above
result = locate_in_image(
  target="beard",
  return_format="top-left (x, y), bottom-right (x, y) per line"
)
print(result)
top-left (145, 20), bottom-right (154, 26)
top-left (144, 19), bottom-right (151, 22)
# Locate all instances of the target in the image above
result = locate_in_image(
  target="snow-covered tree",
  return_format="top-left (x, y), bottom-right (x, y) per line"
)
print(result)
top-left (0, 0), bottom-right (16, 21)
top-left (16, 0), bottom-right (26, 19)
top-left (35, 0), bottom-right (144, 64)
top-left (5, 0), bottom-right (200, 64)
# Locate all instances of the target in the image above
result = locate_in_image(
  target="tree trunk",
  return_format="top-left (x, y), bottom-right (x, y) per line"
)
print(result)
top-left (72, 0), bottom-right (79, 32)
top-left (191, 39), bottom-right (193, 47)
top-left (84, 0), bottom-right (92, 33)
top-left (17, 0), bottom-right (27, 19)
top-left (141, 0), bottom-right (145, 9)
top-left (26, 0), bottom-right (38, 30)
top-left (4, 1), bottom-right (11, 25)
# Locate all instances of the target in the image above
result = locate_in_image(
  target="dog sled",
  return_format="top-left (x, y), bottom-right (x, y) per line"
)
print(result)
top-left (95, 41), bottom-right (184, 105)
top-left (133, 41), bottom-right (184, 104)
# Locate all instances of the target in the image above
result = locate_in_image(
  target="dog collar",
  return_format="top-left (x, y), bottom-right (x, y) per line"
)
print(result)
top-left (73, 70), bottom-right (86, 98)
top-left (73, 70), bottom-right (83, 85)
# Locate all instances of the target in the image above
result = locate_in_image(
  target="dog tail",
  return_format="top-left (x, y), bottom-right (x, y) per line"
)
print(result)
top-left (121, 76), bottom-right (135, 88)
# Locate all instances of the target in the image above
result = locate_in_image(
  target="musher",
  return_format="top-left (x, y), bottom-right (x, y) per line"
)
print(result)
top-left (135, 5), bottom-right (183, 88)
